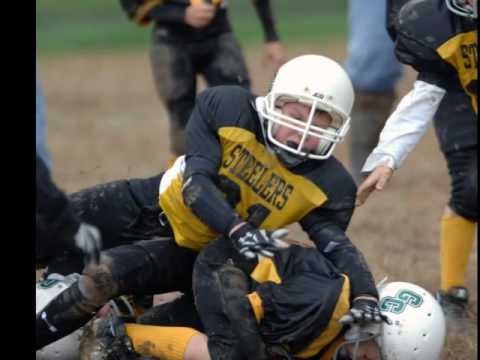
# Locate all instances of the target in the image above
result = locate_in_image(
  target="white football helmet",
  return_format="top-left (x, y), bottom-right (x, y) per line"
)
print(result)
top-left (446, 0), bottom-right (478, 18)
top-left (257, 55), bottom-right (354, 165)
top-left (334, 281), bottom-right (446, 360)
top-left (377, 281), bottom-right (446, 359)
top-left (36, 273), bottom-right (80, 317)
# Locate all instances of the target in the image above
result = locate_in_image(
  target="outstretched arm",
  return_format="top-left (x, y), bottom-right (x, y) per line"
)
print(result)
top-left (356, 79), bottom-right (446, 205)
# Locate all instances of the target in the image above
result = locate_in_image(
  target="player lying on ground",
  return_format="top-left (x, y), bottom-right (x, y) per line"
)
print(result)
top-left (36, 55), bottom-right (378, 352)
top-left (119, 0), bottom-right (286, 156)
top-left (84, 235), bottom-right (447, 360)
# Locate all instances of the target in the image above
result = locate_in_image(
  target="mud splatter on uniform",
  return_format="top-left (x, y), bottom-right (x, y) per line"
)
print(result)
top-left (37, 86), bottom-right (377, 350)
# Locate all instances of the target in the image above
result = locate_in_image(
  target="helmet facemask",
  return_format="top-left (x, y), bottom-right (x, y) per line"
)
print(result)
top-left (446, 0), bottom-right (478, 18)
top-left (260, 92), bottom-right (351, 164)
top-left (256, 55), bottom-right (354, 167)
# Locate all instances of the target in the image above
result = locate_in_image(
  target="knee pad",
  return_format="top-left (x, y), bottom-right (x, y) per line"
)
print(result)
top-left (80, 262), bottom-right (118, 306)
top-left (463, 157), bottom-right (477, 219)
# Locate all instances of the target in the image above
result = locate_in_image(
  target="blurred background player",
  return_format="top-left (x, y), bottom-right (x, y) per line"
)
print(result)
top-left (36, 69), bottom-right (52, 170)
top-left (345, 0), bottom-right (404, 184)
top-left (119, 0), bottom-right (286, 157)
top-left (357, 0), bottom-right (477, 326)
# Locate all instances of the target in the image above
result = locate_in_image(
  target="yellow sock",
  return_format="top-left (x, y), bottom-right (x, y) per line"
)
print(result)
top-left (440, 214), bottom-right (476, 291)
top-left (125, 324), bottom-right (199, 360)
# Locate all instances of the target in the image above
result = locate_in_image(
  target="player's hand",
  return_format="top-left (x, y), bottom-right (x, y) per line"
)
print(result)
top-left (356, 165), bottom-right (394, 206)
top-left (339, 297), bottom-right (390, 326)
top-left (229, 222), bottom-right (290, 260)
top-left (184, 3), bottom-right (216, 28)
top-left (263, 41), bottom-right (287, 71)
top-left (74, 222), bottom-right (102, 266)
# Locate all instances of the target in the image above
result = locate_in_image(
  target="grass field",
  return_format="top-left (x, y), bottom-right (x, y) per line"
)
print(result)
top-left (36, 2), bottom-right (477, 359)
top-left (36, 0), bottom-right (347, 54)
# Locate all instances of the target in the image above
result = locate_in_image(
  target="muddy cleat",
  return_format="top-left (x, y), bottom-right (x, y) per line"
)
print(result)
top-left (436, 286), bottom-right (470, 329)
top-left (81, 315), bottom-right (137, 360)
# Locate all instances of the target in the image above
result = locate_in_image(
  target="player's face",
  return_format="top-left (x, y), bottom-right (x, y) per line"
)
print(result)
top-left (274, 101), bottom-right (334, 154)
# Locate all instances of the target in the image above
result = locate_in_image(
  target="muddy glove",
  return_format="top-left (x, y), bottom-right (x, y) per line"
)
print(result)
top-left (228, 222), bottom-right (289, 260)
top-left (74, 222), bottom-right (102, 266)
top-left (339, 297), bottom-right (390, 326)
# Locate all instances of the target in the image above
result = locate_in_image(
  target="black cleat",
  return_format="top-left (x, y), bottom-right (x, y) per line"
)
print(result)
top-left (81, 315), bottom-right (137, 360)
top-left (436, 286), bottom-right (470, 330)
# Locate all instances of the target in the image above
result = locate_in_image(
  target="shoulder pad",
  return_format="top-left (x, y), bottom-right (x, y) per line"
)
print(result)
top-left (303, 157), bottom-right (356, 207)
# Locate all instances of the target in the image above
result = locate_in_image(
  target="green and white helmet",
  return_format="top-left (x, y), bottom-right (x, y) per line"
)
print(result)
top-left (334, 281), bottom-right (446, 360)
top-left (376, 281), bottom-right (446, 359)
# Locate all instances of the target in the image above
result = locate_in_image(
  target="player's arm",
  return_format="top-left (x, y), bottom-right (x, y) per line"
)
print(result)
top-left (300, 202), bottom-right (378, 300)
top-left (182, 88), bottom-right (283, 258)
top-left (356, 27), bottom-right (450, 205)
top-left (251, 0), bottom-right (279, 42)
top-left (300, 205), bottom-right (387, 325)
top-left (119, 0), bottom-right (187, 26)
top-left (360, 80), bottom-right (446, 170)
top-left (181, 90), bottom-right (241, 235)
top-left (251, 0), bottom-right (286, 70)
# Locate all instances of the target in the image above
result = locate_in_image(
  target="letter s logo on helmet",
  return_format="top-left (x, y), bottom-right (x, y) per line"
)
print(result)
top-left (257, 55), bottom-right (354, 163)
top-left (376, 282), bottom-right (446, 360)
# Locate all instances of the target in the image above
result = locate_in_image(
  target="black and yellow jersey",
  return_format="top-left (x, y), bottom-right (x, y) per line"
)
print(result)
top-left (246, 245), bottom-right (350, 359)
top-left (119, 0), bottom-right (279, 43)
top-left (160, 85), bottom-right (378, 298)
top-left (160, 86), bottom-right (353, 251)
top-left (390, 0), bottom-right (477, 113)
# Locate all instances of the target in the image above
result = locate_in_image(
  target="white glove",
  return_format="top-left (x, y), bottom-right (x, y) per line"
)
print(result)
top-left (229, 222), bottom-right (290, 260)
top-left (74, 223), bottom-right (102, 265)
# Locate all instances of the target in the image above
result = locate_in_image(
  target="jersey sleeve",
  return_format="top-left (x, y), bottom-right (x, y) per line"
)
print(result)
top-left (252, 0), bottom-right (280, 42)
top-left (182, 86), bottom-right (258, 235)
top-left (299, 164), bottom-right (378, 299)
top-left (184, 86), bottom-right (258, 179)
top-left (361, 80), bottom-right (446, 172)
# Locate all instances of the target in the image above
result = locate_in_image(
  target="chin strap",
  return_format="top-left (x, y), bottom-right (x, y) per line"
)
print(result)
top-left (272, 146), bottom-right (309, 168)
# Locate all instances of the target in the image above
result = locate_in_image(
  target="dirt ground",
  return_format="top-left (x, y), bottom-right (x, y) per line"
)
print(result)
top-left (38, 41), bottom-right (477, 359)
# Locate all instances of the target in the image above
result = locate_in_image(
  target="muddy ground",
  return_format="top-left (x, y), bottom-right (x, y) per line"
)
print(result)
top-left (38, 41), bottom-right (477, 359)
